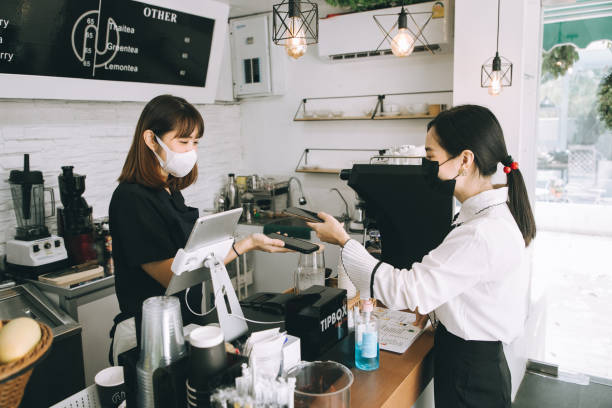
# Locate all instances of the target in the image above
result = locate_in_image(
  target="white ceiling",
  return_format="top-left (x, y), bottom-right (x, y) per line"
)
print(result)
top-left (217, 0), bottom-right (351, 18)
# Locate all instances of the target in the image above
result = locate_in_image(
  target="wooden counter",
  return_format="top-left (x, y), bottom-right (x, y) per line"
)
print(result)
top-left (55, 327), bottom-right (435, 408)
top-left (294, 290), bottom-right (435, 407)
top-left (350, 327), bottom-right (435, 408)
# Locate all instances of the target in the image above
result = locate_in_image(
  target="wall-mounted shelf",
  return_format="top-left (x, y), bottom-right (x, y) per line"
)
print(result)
top-left (294, 148), bottom-right (427, 173)
top-left (293, 90), bottom-right (452, 121)
top-left (295, 148), bottom-right (384, 174)
top-left (295, 116), bottom-right (372, 121)
top-left (372, 114), bottom-right (437, 120)
top-left (295, 168), bottom-right (342, 174)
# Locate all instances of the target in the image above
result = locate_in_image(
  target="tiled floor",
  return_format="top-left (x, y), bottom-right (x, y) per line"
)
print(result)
top-left (513, 372), bottom-right (612, 408)
top-left (531, 230), bottom-right (612, 379)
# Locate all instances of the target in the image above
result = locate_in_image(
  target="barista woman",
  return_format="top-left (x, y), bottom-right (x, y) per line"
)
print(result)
top-left (108, 95), bottom-right (288, 364)
top-left (309, 105), bottom-right (536, 408)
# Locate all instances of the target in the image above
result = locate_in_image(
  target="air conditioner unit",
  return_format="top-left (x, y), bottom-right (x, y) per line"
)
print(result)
top-left (318, 0), bottom-right (452, 61)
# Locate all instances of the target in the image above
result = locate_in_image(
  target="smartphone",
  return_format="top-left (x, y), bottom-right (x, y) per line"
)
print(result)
top-left (282, 207), bottom-right (324, 223)
top-left (267, 232), bottom-right (320, 254)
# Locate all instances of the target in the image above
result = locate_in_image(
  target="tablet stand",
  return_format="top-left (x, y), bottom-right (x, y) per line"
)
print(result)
top-left (166, 237), bottom-right (248, 342)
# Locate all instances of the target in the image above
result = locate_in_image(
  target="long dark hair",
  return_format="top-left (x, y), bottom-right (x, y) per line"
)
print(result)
top-left (119, 94), bottom-right (204, 191)
top-left (428, 105), bottom-right (536, 247)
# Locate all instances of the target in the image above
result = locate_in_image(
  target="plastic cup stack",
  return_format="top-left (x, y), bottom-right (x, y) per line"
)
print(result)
top-left (136, 296), bottom-right (186, 408)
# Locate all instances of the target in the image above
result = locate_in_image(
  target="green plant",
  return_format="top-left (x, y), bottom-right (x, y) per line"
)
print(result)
top-left (324, 0), bottom-right (425, 12)
top-left (541, 45), bottom-right (580, 82)
top-left (598, 70), bottom-right (612, 131)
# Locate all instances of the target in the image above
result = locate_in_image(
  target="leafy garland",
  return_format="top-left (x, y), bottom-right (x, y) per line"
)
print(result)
top-left (541, 45), bottom-right (580, 81)
top-left (598, 70), bottom-right (612, 131)
top-left (324, 0), bottom-right (426, 12)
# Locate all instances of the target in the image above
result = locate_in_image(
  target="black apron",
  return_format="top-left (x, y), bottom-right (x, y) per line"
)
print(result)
top-left (107, 183), bottom-right (201, 364)
top-left (434, 324), bottom-right (511, 408)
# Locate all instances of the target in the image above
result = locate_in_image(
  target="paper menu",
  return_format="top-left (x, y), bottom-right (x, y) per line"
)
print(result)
top-left (372, 307), bottom-right (425, 354)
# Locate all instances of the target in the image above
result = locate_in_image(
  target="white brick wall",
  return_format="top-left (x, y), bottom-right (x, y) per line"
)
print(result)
top-left (0, 99), bottom-right (242, 258)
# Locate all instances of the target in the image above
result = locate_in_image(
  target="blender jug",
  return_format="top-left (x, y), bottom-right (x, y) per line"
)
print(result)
top-left (9, 154), bottom-right (55, 240)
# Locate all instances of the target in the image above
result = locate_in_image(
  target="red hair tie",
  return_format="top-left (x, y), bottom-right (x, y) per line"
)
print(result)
top-left (503, 161), bottom-right (519, 174)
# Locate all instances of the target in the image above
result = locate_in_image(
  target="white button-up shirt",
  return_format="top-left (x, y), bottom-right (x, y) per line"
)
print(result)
top-left (342, 187), bottom-right (529, 343)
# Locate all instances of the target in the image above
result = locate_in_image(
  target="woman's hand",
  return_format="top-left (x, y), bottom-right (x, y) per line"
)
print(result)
top-left (307, 212), bottom-right (351, 247)
top-left (413, 308), bottom-right (429, 329)
top-left (226, 234), bottom-right (291, 265)
top-left (247, 233), bottom-right (292, 253)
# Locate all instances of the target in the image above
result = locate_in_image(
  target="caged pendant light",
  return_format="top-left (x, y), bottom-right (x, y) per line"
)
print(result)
top-left (481, 0), bottom-right (513, 95)
top-left (272, 0), bottom-right (319, 60)
top-left (373, 2), bottom-right (436, 58)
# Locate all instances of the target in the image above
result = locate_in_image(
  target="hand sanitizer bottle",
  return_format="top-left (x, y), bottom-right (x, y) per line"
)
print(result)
top-left (355, 299), bottom-right (379, 371)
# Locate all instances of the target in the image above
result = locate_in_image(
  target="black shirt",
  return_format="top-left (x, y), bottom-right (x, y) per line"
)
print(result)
top-left (109, 182), bottom-right (203, 341)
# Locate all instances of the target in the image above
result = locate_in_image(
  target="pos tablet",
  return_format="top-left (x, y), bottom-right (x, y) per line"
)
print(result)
top-left (166, 208), bottom-right (243, 296)
top-left (184, 208), bottom-right (243, 252)
top-left (166, 207), bottom-right (248, 341)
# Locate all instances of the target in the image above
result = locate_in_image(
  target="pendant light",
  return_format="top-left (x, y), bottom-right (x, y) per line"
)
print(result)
top-left (273, 0), bottom-right (319, 60)
top-left (373, 2), bottom-right (435, 58)
top-left (481, 0), bottom-right (513, 95)
top-left (391, 7), bottom-right (415, 57)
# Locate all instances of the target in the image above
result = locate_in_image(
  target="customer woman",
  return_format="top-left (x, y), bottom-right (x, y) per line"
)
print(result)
top-left (308, 104), bottom-right (536, 408)
top-left (108, 94), bottom-right (288, 364)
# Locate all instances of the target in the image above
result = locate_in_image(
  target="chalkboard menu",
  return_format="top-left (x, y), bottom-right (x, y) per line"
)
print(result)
top-left (0, 0), bottom-right (229, 102)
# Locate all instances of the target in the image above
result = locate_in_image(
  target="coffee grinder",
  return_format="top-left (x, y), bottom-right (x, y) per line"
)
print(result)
top-left (5, 154), bottom-right (68, 277)
top-left (57, 166), bottom-right (98, 265)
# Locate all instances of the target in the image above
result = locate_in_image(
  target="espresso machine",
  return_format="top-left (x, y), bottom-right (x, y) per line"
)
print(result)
top-left (340, 161), bottom-right (455, 270)
top-left (57, 166), bottom-right (98, 265)
top-left (5, 154), bottom-right (68, 277)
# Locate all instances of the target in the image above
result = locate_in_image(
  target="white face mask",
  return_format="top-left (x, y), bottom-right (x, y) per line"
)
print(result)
top-left (153, 135), bottom-right (198, 178)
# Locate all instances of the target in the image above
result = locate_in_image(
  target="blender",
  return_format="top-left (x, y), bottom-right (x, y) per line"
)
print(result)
top-left (57, 166), bottom-right (98, 265)
top-left (5, 154), bottom-right (68, 277)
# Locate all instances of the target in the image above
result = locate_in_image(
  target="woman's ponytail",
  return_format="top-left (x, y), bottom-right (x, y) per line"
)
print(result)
top-left (504, 161), bottom-right (536, 247)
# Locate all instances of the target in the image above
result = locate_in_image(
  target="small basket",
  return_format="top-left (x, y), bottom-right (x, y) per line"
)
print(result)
top-left (0, 320), bottom-right (53, 408)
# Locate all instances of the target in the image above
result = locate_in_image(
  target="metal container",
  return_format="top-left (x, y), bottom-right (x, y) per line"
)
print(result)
top-left (225, 173), bottom-right (239, 210)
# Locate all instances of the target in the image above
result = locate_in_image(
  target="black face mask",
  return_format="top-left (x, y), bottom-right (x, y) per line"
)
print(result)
top-left (421, 158), bottom-right (456, 196)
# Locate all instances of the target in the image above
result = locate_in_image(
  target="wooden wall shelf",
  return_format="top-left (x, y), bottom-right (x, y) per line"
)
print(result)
top-left (294, 148), bottom-right (384, 174)
top-left (294, 113), bottom-right (437, 121)
top-left (295, 116), bottom-right (372, 121)
top-left (293, 90), bottom-right (452, 121)
top-left (295, 167), bottom-right (342, 174)
top-left (373, 114), bottom-right (436, 120)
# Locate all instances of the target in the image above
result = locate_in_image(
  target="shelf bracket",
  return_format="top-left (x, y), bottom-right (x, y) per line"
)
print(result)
top-left (293, 98), bottom-right (308, 121)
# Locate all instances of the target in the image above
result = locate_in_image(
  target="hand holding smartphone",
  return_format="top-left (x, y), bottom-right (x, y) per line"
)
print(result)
top-left (282, 207), bottom-right (324, 223)
top-left (266, 232), bottom-right (320, 254)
